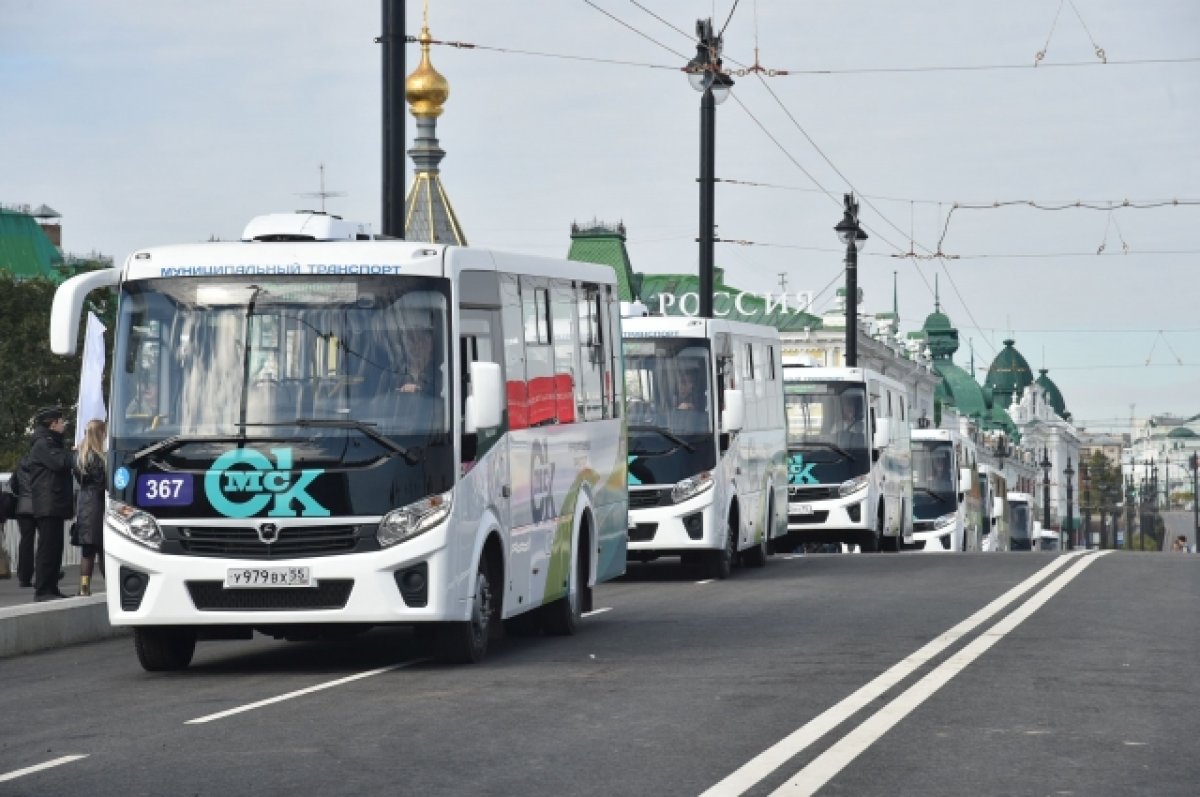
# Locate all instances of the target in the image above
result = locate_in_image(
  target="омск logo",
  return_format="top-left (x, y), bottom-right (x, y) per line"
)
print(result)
top-left (205, 448), bottom-right (330, 518)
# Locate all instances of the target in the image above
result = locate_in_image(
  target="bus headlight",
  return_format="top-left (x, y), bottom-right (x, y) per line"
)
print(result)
top-left (106, 499), bottom-right (164, 550)
top-left (671, 471), bottom-right (713, 504)
top-left (378, 491), bottom-right (452, 548)
top-left (934, 512), bottom-right (957, 529)
top-left (838, 475), bottom-right (869, 497)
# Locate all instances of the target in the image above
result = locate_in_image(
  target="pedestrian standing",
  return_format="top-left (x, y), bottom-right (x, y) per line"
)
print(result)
top-left (10, 454), bottom-right (37, 588)
top-left (26, 407), bottom-right (74, 601)
top-left (72, 419), bottom-right (107, 596)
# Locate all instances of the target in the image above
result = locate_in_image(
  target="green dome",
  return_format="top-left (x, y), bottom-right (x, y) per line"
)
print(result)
top-left (984, 339), bottom-right (1034, 406)
top-left (923, 310), bottom-right (952, 332)
top-left (933, 361), bottom-right (988, 419)
top-left (922, 309), bottom-right (959, 360)
top-left (1168, 426), bottom-right (1198, 439)
top-left (1034, 368), bottom-right (1067, 418)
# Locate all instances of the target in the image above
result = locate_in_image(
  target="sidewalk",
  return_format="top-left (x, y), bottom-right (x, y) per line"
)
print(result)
top-left (0, 564), bottom-right (127, 659)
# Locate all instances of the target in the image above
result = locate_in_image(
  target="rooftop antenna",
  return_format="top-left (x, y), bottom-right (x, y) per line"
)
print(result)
top-left (298, 163), bottom-right (346, 213)
top-left (777, 272), bottom-right (788, 293)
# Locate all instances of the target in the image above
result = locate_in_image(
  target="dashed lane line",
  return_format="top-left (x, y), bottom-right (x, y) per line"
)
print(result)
top-left (0, 755), bottom-right (89, 783)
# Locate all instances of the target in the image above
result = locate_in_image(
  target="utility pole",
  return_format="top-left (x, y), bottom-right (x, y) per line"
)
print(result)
top-left (381, 0), bottom-right (406, 237)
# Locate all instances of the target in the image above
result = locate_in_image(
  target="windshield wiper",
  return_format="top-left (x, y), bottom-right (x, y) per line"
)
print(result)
top-left (913, 487), bottom-right (951, 503)
top-left (242, 419), bottom-right (421, 465)
top-left (799, 440), bottom-right (854, 460)
top-left (129, 433), bottom-right (289, 466)
top-left (627, 424), bottom-right (695, 453)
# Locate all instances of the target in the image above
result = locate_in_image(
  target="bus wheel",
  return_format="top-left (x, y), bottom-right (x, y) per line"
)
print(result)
top-left (542, 531), bottom-right (589, 636)
top-left (434, 558), bottom-right (495, 664)
top-left (743, 501), bottom-right (771, 568)
top-left (862, 507), bottom-right (884, 553)
top-left (708, 519), bottom-right (736, 579)
top-left (134, 626), bottom-right (196, 672)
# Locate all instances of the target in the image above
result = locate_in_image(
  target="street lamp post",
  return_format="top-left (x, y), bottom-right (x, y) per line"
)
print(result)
top-left (834, 194), bottom-right (868, 367)
top-left (1064, 458), bottom-right (1075, 551)
top-left (1191, 453), bottom-right (1199, 552)
top-left (1125, 473), bottom-right (1135, 550)
top-left (1080, 460), bottom-right (1091, 549)
top-left (685, 19), bottom-right (733, 320)
top-left (1040, 447), bottom-right (1052, 546)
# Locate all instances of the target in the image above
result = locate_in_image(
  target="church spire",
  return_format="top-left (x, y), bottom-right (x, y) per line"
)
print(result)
top-left (403, 3), bottom-right (467, 244)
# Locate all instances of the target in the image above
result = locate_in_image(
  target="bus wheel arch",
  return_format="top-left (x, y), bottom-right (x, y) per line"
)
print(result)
top-left (433, 530), bottom-right (504, 664)
top-left (743, 492), bottom-right (769, 568)
top-left (542, 505), bottom-right (593, 635)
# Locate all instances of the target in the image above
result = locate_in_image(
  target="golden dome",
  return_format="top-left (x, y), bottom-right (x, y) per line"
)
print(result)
top-left (405, 27), bottom-right (449, 118)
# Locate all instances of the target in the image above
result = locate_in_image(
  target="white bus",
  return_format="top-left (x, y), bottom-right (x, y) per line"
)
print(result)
top-left (910, 428), bottom-right (983, 552)
top-left (50, 211), bottom-right (628, 670)
top-left (978, 465), bottom-right (1010, 551)
top-left (781, 366), bottom-right (913, 552)
top-left (1007, 491), bottom-right (1035, 550)
top-left (622, 316), bottom-right (787, 578)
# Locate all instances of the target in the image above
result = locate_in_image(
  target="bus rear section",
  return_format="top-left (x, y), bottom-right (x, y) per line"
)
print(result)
top-left (49, 214), bottom-right (628, 669)
top-left (782, 366), bottom-right (912, 553)
top-left (622, 317), bottom-right (787, 579)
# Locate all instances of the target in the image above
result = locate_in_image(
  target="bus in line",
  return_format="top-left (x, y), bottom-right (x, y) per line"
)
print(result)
top-left (50, 211), bottom-right (628, 670)
top-left (622, 315), bottom-right (788, 578)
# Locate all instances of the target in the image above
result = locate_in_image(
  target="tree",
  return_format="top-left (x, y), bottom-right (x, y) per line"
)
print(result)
top-left (0, 269), bottom-right (115, 470)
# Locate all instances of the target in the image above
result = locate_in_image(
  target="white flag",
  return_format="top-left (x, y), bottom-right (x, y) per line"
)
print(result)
top-left (75, 311), bottom-right (108, 446)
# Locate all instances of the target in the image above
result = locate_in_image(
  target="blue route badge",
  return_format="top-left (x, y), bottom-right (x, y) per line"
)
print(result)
top-left (138, 474), bottom-right (195, 507)
top-left (113, 467), bottom-right (130, 490)
top-left (788, 453), bottom-right (818, 485)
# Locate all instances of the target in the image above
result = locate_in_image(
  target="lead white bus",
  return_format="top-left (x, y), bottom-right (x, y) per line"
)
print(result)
top-left (622, 316), bottom-right (787, 578)
top-left (51, 211), bottom-right (628, 670)
top-left (781, 366), bottom-right (913, 552)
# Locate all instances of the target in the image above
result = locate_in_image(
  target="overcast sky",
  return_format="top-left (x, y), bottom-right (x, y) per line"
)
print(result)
top-left (4, 1), bottom-right (1198, 432)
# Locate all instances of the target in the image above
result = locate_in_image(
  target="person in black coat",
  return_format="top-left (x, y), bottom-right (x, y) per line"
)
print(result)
top-left (26, 407), bottom-right (74, 601)
top-left (10, 455), bottom-right (37, 588)
top-left (72, 419), bottom-right (107, 596)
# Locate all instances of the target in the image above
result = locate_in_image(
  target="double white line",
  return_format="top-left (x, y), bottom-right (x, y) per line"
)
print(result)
top-left (702, 550), bottom-right (1108, 797)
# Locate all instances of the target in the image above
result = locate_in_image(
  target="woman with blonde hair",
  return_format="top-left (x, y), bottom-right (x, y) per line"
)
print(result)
top-left (73, 419), bottom-right (107, 596)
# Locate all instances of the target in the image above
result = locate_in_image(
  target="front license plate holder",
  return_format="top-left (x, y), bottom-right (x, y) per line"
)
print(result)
top-left (224, 567), bottom-right (313, 589)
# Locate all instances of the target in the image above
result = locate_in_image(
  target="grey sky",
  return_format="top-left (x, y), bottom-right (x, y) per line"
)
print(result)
top-left (4, 1), bottom-right (1198, 430)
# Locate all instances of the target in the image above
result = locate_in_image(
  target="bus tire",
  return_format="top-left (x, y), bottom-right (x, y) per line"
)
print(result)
top-left (434, 557), bottom-right (495, 664)
top-left (134, 626), bottom-right (196, 672)
top-left (862, 506), bottom-right (884, 553)
top-left (542, 526), bottom-right (590, 636)
top-left (708, 518), bottom-right (736, 579)
top-left (743, 499), bottom-right (771, 568)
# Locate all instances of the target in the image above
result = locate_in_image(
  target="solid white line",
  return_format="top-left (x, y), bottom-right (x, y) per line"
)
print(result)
top-left (583, 607), bottom-right (613, 617)
top-left (699, 551), bottom-right (1088, 797)
top-left (0, 755), bottom-right (89, 783)
top-left (186, 660), bottom-right (423, 724)
top-left (773, 551), bottom-right (1110, 796)
top-left (695, 579), bottom-right (716, 585)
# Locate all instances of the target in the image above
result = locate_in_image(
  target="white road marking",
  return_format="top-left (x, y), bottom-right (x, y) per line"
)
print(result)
top-left (0, 755), bottom-right (89, 783)
top-left (186, 660), bottom-right (423, 724)
top-left (699, 551), bottom-right (1089, 797)
top-left (695, 579), bottom-right (716, 585)
top-left (772, 551), bottom-right (1110, 796)
top-left (583, 607), bottom-right (612, 617)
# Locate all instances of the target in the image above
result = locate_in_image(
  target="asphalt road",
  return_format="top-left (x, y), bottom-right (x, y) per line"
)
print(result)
top-left (1, 550), bottom-right (1196, 797)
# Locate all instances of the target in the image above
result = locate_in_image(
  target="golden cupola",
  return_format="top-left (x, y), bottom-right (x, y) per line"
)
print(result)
top-left (405, 27), bottom-right (449, 118)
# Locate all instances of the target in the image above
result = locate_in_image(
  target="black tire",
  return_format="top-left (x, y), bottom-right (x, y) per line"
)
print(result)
top-left (433, 557), bottom-right (495, 664)
top-left (134, 626), bottom-right (196, 672)
top-left (743, 500), bottom-right (771, 568)
top-left (708, 518), bottom-right (736, 579)
top-left (862, 507), bottom-right (885, 553)
top-left (542, 531), bottom-right (588, 636)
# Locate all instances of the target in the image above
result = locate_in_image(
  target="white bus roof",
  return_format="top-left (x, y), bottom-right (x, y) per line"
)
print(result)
top-left (622, 315), bottom-right (781, 340)
top-left (911, 429), bottom-right (953, 442)
top-left (241, 212), bottom-right (374, 242)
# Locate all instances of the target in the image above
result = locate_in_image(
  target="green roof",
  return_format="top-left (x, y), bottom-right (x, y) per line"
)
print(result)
top-left (1168, 426), bottom-right (1197, 439)
top-left (984, 339), bottom-right (1034, 401)
top-left (567, 221), bottom-right (637, 302)
top-left (934, 360), bottom-right (989, 418)
top-left (0, 209), bottom-right (63, 280)
top-left (1035, 368), bottom-right (1067, 418)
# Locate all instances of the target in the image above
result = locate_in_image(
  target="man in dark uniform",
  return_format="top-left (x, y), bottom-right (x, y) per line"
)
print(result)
top-left (27, 407), bottom-right (74, 601)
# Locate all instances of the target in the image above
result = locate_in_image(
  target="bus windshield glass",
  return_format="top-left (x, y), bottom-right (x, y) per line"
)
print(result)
top-left (912, 440), bottom-right (957, 518)
top-left (1010, 502), bottom-right (1032, 542)
top-left (783, 380), bottom-right (869, 482)
top-left (111, 275), bottom-right (452, 448)
top-left (622, 337), bottom-right (716, 482)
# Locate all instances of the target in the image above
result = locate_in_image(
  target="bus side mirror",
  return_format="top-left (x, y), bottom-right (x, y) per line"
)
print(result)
top-left (464, 361), bottom-right (502, 433)
top-left (721, 389), bottom-right (744, 433)
top-left (992, 497), bottom-right (1004, 518)
top-left (959, 468), bottom-right (973, 493)
top-left (873, 418), bottom-right (892, 449)
top-left (50, 268), bottom-right (120, 355)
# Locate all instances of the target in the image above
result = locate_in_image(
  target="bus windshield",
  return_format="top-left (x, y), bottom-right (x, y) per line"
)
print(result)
top-left (783, 380), bottom-right (869, 482)
top-left (622, 337), bottom-right (716, 482)
top-left (111, 275), bottom-right (452, 445)
top-left (912, 440), bottom-right (957, 518)
top-left (1010, 503), bottom-right (1032, 541)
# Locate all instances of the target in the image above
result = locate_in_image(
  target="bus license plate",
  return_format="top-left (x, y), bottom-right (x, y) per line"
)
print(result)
top-left (224, 567), bottom-right (312, 589)
top-left (791, 503), bottom-right (814, 516)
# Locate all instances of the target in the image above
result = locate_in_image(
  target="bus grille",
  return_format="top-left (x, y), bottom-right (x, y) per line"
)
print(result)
top-left (788, 485), bottom-right (838, 500)
top-left (788, 511), bottom-right (830, 525)
top-left (174, 525), bottom-right (364, 558)
top-left (185, 580), bottom-right (354, 611)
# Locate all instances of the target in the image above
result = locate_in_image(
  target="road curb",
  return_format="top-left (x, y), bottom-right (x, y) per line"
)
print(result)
top-left (0, 594), bottom-right (128, 659)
